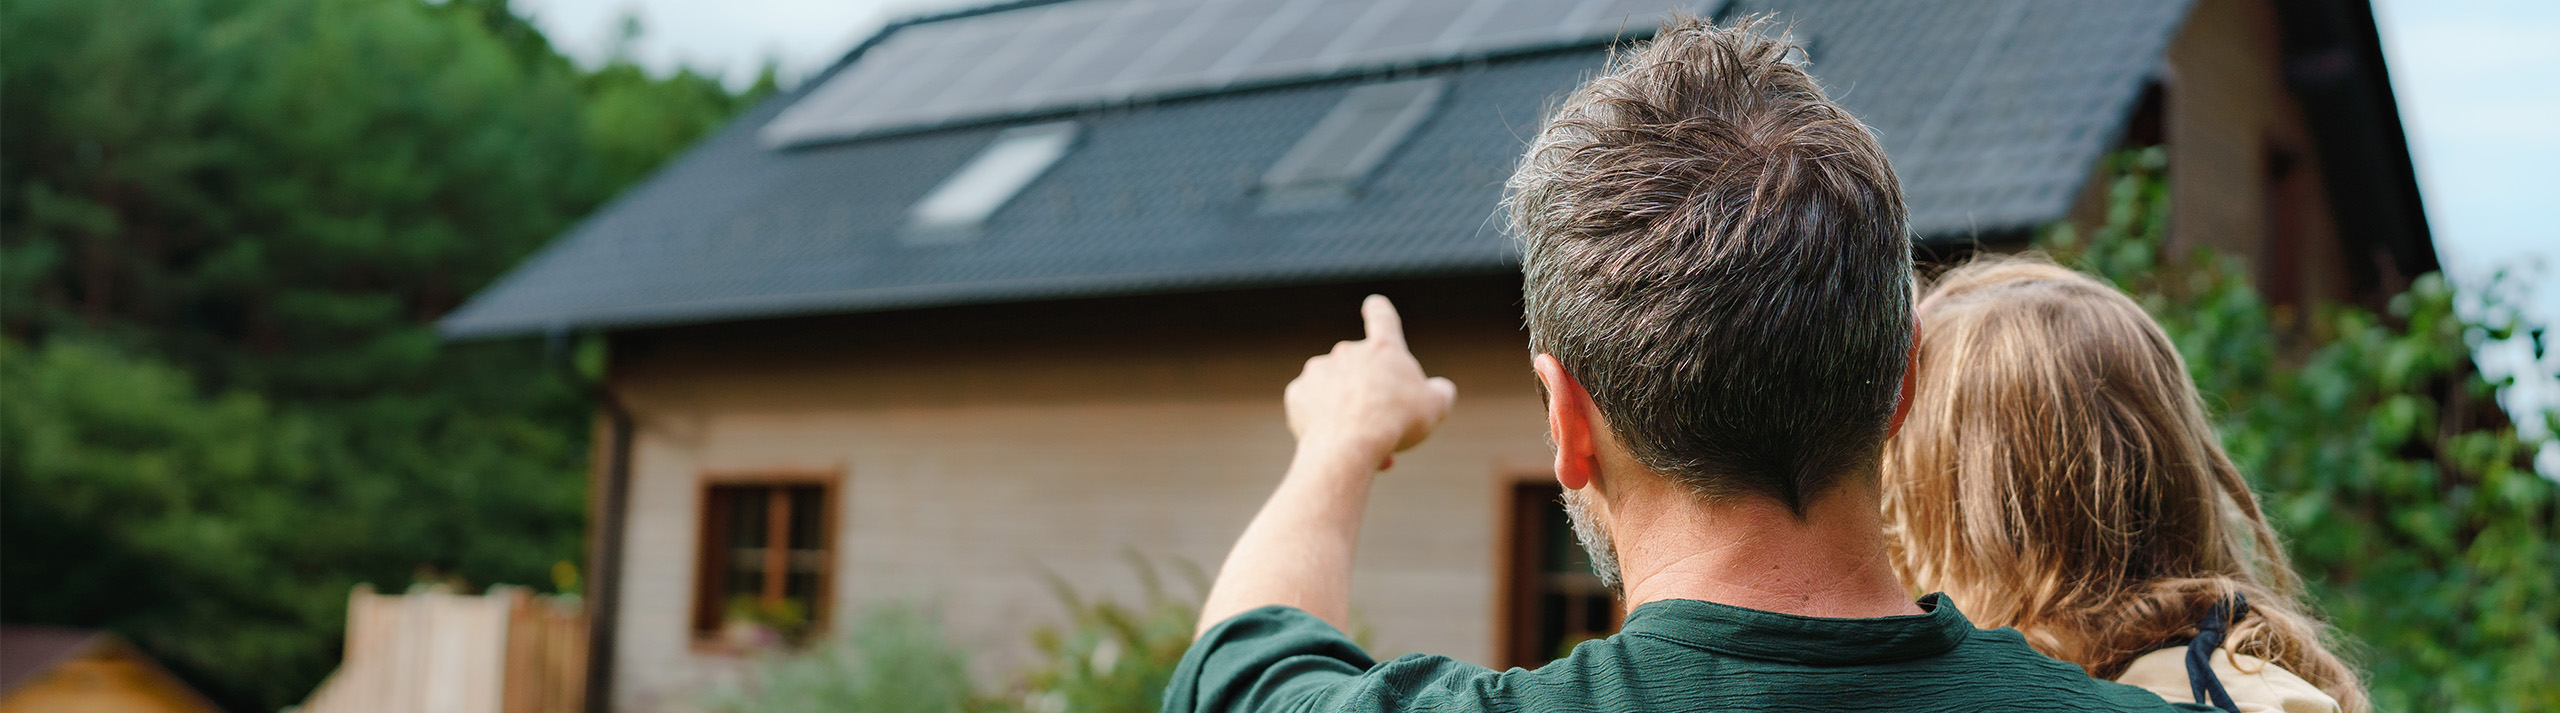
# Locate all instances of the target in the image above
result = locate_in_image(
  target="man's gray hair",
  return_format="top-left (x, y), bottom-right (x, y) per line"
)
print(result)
top-left (1506, 15), bottom-right (1913, 514)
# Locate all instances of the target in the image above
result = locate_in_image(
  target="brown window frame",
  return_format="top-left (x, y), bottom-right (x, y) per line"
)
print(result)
top-left (1499, 479), bottom-right (1621, 669)
top-left (690, 468), bottom-right (841, 650)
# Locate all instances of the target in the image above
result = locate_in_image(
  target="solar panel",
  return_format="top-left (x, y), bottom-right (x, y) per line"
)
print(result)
top-left (1470, 0), bottom-right (1591, 44)
top-left (1362, 0), bottom-right (1481, 57)
top-left (1017, 1), bottom-right (1194, 105)
top-left (762, 0), bottom-right (1720, 148)
top-left (1246, 1), bottom-right (1370, 69)
top-left (1139, 1), bottom-right (1296, 91)
top-left (941, 5), bottom-right (1113, 112)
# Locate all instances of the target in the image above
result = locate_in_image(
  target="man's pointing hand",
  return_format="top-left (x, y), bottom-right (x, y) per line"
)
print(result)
top-left (1284, 295), bottom-right (1458, 467)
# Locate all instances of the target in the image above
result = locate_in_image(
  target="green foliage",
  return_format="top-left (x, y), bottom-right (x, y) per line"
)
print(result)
top-left (726, 594), bottom-right (819, 646)
top-left (1009, 560), bottom-right (1206, 713)
top-left (710, 560), bottom-right (1208, 713)
top-left (0, 0), bottom-right (765, 709)
top-left (0, 0), bottom-right (757, 392)
top-left (0, 338), bottom-right (326, 707)
top-left (705, 604), bottom-right (987, 713)
top-left (2040, 148), bottom-right (2560, 711)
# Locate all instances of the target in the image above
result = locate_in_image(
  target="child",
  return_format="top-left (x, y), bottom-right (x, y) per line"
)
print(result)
top-left (1881, 257), bottom-right (2364, 713)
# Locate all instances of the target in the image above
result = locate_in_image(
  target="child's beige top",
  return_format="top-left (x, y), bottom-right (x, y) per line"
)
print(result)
top-left (2115, 647), bottom-right (2342, 713)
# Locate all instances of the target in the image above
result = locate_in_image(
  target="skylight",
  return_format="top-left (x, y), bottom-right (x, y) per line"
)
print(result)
top-left (1260, 78), bottom-right (1447, 208)
top-left (907, 121), bottom-right (1080, 236)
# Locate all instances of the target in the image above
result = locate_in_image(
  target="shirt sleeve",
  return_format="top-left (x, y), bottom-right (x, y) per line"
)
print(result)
top-left (1162, 606), bottom-right (1499, 713)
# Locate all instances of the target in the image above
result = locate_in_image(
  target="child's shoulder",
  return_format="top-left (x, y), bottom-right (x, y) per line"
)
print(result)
top-left (2114, 647), bottom-right (2341, 713)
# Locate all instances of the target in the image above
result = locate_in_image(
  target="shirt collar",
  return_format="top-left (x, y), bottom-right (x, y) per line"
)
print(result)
top-left (1617, 592), bottom-right (1974, 665)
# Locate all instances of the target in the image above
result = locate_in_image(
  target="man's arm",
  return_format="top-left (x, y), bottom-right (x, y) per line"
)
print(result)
top-left (1195, 296), bottom-right (1457, 637)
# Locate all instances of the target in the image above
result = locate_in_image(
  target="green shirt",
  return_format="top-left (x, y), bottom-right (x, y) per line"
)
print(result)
top-left (1164, 594), bottom-right (2211, 713)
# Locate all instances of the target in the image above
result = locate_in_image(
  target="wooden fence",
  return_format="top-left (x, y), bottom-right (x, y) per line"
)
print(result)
top-left (297, 585), bottom-right (586, 713)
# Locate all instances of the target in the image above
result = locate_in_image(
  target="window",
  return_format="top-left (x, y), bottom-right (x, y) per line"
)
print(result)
top-left (1502, 481), bottom-right (1619, 668)
top-left (1259, 77), bottom-right (1446, 209)
top-left (693, 478), bottom-right (837, 649)
top-left (907, 121), bottom-right (1080, 236)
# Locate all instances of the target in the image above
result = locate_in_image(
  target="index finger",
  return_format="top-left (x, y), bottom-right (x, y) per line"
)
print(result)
top-left (1361, 294), bottom-right (1405, 346)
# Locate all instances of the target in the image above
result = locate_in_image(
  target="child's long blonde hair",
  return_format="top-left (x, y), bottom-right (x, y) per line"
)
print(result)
top-left (1882, 256), bottom-right (2364, 710)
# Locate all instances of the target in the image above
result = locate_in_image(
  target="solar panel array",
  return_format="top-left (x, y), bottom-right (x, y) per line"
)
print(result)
top-left (762, 0), bottom-right (1717, 147)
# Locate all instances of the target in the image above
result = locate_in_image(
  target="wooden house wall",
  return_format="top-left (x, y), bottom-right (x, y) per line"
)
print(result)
top-left (598, 280), bottom-right (1549, 710)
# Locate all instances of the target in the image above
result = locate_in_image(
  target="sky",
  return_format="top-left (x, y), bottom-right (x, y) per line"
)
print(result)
top-left (2367, 0), bottom-right (2560, 473)
top-left (514, 0), bottom-right (2559, 464)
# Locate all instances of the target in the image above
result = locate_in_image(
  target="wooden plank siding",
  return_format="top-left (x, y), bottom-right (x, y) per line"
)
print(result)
top-left (598, 278), bottom-right (1553, 710)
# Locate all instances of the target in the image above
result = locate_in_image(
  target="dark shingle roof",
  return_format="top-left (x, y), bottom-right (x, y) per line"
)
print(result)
top-left (442, 0), bottom-right (2194, 338)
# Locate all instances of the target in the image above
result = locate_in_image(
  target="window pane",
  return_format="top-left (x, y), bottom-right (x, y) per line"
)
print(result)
top-left (1584, 593), bottom-right (1614, 640)
top-left (725, 567), bottom-right (764, 604)
top-left (1260, 78), bottom-right (1445, 209)
top-left (1541, 492), bottom-right (1592, 576)
top-left (723, 487), bottom-right (771, 602)
top-left (785, 571), bottom-right (821, 612)
top-left (698, 480), bottom-right (833, 647)
top-left (788, 485), bottom-right (826, 552)
top-left (727, 487), bottom-right (769, 557)
top-left (1536, 591), bottom-right (1568, 660)
top-left (907, 121), bottom-right (1080, 233)
top-left (1510, 481), bottom-right (1619, 668)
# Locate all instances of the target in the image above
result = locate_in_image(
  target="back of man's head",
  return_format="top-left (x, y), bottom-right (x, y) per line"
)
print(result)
top-left (1507, 16), bottom-right (1912, 514)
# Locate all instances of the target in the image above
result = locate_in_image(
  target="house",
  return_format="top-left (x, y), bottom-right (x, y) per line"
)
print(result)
top-left (439, 0), bottom-right (2432, 709)
top-left (0, 627), bottom-right (222, 713)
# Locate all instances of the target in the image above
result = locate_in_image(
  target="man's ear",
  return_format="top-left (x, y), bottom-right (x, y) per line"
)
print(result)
top-left (1533, 354), bottom-right (1600, 491)
top-left (1887, 318), bottom-right (1921, 439)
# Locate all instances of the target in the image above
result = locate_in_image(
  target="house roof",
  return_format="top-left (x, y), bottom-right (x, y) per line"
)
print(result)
top-left (442, 0), bottom-right (2197, 339)
top-left (0, 627), bottom-right (223, 713)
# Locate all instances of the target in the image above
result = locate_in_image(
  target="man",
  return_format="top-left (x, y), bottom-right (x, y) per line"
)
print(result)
top-left (1163, 16), bottom-right (2211, 713)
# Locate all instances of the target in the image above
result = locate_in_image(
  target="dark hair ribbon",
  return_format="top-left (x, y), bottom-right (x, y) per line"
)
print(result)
top-left (2185, 592), bottom-right (2252, 713)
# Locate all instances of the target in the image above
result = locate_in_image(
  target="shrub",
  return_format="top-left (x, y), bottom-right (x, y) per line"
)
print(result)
top-left (1007, 558), bottom-right (1207, 713)
top-left (704, 603), bottom-right (985, 713)
top-left (2040, 148), bottom-right (2559, 711)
